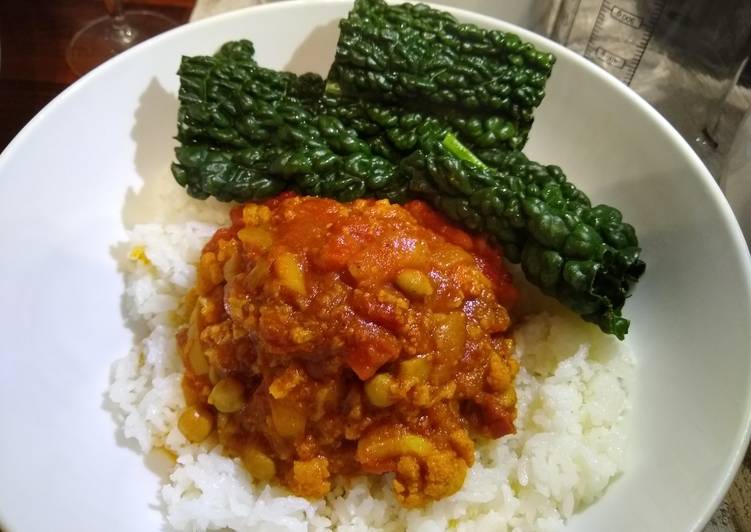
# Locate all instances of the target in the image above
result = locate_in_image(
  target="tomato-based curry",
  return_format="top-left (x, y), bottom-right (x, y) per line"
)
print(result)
top-left (177, 194), bottom-right (519, 507)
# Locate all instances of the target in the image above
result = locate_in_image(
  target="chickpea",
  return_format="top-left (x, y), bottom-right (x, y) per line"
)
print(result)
top-left (178, 405), bottom-right (215, 443)
top-left (241, 445), bottom-right (276, 481)
top-left (208, 377), bottom-right (245, 413)
top-left (270, 400), bottom-right (306, 438)
top-left (394, 269), bottom-right (433, 300)
top-left (364, 373), bottom-right (396, 407)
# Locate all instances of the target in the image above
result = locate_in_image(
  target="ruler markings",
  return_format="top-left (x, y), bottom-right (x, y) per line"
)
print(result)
top-left (610, 5), bottom-right (643, 29)
top-left (623, 0), bottom-right (666, 85)
top-left (584, 1), bottom-right (610, 66)
top-left (583, 0), bottom-right (667, 85)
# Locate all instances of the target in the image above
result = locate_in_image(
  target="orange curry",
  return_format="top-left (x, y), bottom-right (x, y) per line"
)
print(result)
top-left (177, 194), bottom-right (519, 507)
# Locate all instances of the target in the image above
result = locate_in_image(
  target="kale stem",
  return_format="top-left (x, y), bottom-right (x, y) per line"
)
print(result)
top-left (324, 81), bottom-right (342, 97)
top-left (442, 133), bottom-right (487, 169)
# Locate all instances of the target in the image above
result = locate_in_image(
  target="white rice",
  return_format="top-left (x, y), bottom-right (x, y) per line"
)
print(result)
top-left (110, 218), bottom-right (634, 532)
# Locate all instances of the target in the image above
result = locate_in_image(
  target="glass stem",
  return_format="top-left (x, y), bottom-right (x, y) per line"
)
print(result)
top-left (104, 0), bottom-right (135, 44)
top-left (105, 0), bottom-right (124, 20)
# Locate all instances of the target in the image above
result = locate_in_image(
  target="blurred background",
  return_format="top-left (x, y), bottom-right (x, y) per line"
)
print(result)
top-left (0, 0), bottom-right (194, 150)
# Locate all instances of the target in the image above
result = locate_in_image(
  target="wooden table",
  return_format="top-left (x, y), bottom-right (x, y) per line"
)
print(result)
top-left (0, 0), bottom-right (196, 150)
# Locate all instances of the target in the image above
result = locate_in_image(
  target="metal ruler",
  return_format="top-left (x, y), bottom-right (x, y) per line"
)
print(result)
top-left (583, 0), bottom-right (667, 85)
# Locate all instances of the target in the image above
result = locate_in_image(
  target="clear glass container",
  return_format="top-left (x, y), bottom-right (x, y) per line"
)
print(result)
top-left (542, 0), bottom-right (751, 176)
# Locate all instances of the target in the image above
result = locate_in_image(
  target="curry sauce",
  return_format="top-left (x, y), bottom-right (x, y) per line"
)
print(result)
top-left (177, 194), bottom-right (519, 507)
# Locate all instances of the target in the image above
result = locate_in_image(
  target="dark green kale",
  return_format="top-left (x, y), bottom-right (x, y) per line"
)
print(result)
top-left (322, 93), bottom-right (524, 161)
top-left (328, 0), bottom-right (555, 147)
top-left (172, 40), bottom-right (405, 203)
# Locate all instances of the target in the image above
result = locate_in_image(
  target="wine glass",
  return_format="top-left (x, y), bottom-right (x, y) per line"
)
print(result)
top-left (66, 0), bottom-right (177, 76)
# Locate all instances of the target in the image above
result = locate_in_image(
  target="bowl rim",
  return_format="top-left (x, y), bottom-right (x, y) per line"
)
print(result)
top-left (1, 1), bottom-right (750, 530)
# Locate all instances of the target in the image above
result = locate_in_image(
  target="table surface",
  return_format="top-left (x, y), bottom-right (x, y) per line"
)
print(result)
top-left (0, 0), bottom-right (196, 150)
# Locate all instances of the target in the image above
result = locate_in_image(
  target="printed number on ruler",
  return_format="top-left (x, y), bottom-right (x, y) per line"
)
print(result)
top-left (584, 0), bottom-right (665, 85)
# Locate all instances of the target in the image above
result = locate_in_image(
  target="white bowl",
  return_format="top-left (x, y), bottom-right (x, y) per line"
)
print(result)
top-left (1, 2), bottom-right (750, 531)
